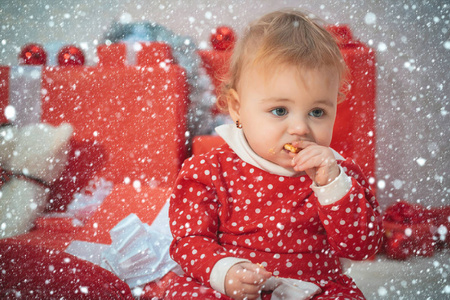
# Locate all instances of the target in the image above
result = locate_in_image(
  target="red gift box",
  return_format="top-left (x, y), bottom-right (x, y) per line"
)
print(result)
top-left (383, 201), bottom-right (449, 260)
top-left (383, 220), bottom-right (435, 260)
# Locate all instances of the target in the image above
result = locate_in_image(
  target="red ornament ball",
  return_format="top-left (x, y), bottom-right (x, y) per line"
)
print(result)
top-left (57, 45), bottom-right (85, 66)
top-left (18, 43), bottom-right (47, 65)
top-left (211, 26), bottom-right (236, 51)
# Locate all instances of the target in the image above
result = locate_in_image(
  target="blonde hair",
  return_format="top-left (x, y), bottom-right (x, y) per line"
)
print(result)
top-left (217, 9), bottom-right (348, 111)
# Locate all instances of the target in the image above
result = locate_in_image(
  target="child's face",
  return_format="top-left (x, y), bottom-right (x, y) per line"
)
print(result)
top-left (229, 64), bottom-right (339, 171)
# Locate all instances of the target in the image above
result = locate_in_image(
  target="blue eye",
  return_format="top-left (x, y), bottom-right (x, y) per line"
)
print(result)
top-left (270, 107), bottom-right (288, 117)
top-left (309, 109), bottom-right (324, 118)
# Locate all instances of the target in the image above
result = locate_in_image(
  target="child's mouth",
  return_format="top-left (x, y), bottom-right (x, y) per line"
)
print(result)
top-left (283, 143), bottom-right (301, 153)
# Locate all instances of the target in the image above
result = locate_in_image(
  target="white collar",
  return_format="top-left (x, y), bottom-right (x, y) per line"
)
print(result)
top-left (215, 124), bottom-right (344, 177)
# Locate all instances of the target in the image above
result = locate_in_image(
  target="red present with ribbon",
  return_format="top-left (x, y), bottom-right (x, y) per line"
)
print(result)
top-left (383, 201), bottom-right (449, 259)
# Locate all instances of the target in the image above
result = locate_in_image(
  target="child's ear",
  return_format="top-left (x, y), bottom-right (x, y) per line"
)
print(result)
top-left (227, 89), bottom-right (241, 122)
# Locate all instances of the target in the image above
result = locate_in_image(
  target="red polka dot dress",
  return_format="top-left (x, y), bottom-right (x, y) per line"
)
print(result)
top-left (167, 142), bottom-right (383, 299)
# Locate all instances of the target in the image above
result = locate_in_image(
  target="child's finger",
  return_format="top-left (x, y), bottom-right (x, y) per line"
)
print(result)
top-left (294, 155), bottom-right (327, 171)
top-left (238, 268), bottom-right (270, 285)
top-left (292, 150), bottom-right (323, 170)
top-left (227, 286), bottom-right (260, 300)
top-left (292, 146), bottom-right (335, 168)
top-left (291, 140), bottom-right (316, 150)
top-left (246, 263), bottom-right (272, 281)
top-left (240, 282), bottom-right (264, 296)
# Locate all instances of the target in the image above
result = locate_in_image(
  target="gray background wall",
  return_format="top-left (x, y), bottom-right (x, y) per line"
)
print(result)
top-left (1, 0), bottom-right (448, 209)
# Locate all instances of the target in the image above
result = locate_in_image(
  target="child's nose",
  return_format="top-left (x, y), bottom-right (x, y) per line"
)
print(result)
top-left (288, 118), bottom-right (310, 136)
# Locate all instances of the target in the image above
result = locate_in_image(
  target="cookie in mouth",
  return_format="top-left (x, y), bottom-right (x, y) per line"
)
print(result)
top-left (283, 143), bottom-right (301, 153)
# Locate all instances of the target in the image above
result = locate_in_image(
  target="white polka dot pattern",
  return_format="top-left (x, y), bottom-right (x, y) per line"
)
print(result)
top-left (169, 144), bottom-right (383, 288)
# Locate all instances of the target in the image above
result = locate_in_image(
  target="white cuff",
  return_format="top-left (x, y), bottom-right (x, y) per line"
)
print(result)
top-left (311, 166), bottom-right (352, 206)
top-left (209, 257), bottom-right (250, 294)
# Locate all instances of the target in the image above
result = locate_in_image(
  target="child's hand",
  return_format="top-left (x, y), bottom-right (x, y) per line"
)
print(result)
top-left (290, 141), bottom-right (340, 186)
top-left (224, 262), bottom-right (272, 300)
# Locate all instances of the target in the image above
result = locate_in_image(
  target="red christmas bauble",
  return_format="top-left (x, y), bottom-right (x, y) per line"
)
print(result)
top-left (57, 45), bottom-right (85, 66)
top-left (18, 43), bottom-right (47, 65)
top-left (211, 26), bottom-right (236, 51)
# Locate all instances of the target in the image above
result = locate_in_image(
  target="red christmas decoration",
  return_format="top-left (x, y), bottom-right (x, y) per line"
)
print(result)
top-left (382, 200), bottom-right (450, 260)
top-left (18, 43), bottom-right (47, 65)
top-left (210, 26), bottom-right (236, 51)
top-left (326, 25), bottom-right (353, 45)
top-left (57, 45), bottom-right (85, 66)
top-left (383, 200), bottom-right (434, 224)
top-left (384, 231), bottom-right (412, 260)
